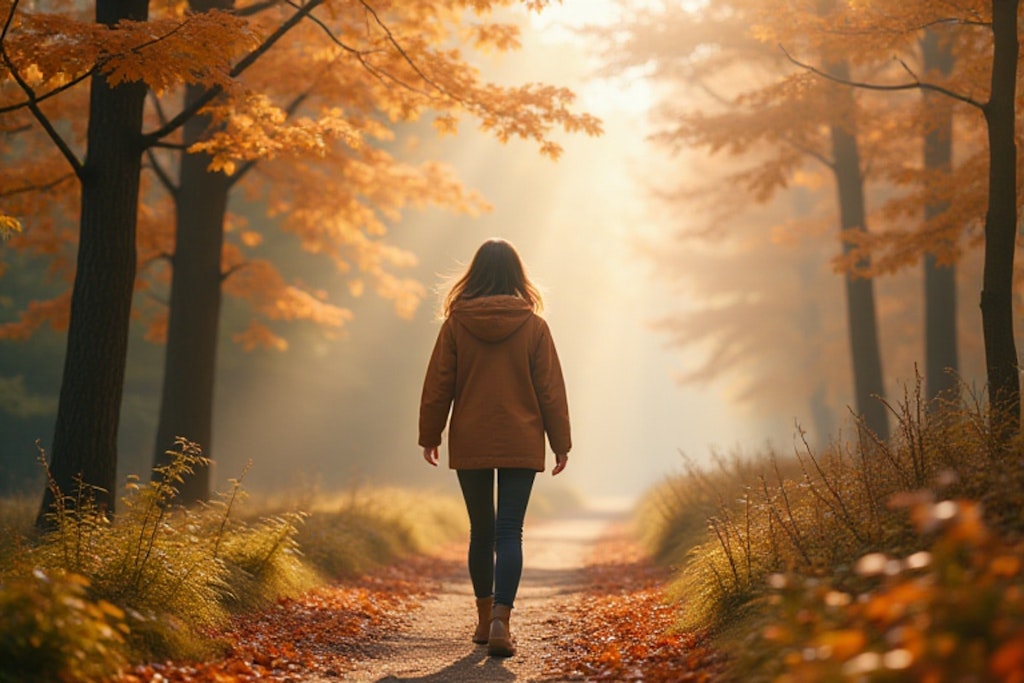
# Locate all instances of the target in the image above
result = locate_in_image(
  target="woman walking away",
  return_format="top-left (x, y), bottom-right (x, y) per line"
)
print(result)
top-left (419, 238), bottom-right (572, 658)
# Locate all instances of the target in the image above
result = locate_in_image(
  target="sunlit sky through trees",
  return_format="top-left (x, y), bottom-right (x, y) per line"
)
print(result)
top-left (196, 0), bottom-right (787, 504)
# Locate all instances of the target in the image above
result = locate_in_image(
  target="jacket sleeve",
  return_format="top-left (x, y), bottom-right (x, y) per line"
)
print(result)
top-left (418, 320), bottom-right (457, 448)
top-left (531, 320), bottom-right (572, 456)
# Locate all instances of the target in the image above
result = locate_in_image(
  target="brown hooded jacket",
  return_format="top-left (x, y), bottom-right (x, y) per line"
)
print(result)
top-left (418, 295), bottom-right (572, 471)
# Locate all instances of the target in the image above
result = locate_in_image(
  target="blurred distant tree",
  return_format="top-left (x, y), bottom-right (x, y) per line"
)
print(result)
top-left (604, 0), bottom-right (896, 440)
top-left (920, 27), bottom-right (959, 405)
top-left (607, 0), bottom-right (1023, 441)
top-left (0, 0), bottom-right (601, 513)
top-left (642, 181), bottom-right (851, 443)
top-left (784, 0), bottom-right (1020, 440)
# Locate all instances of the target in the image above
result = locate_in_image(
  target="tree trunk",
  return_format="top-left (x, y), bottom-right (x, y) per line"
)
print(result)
top-left (826, 59), bottom-right (890, 442)
top-left (920, 28), bottom-right (959, 406)
top-left (151, 80), bottom-right (231, 504)
top-left (980, 0), bottom-right (1020, 438)
top-left (792, 189), bottom-right (837, 442)
top-left (37, 0), bottom-right (150, 526)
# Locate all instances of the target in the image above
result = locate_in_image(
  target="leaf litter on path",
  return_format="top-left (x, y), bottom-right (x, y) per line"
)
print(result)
top-left (540, 524), bottom-right (726, 682)
top-left (120, 512), bottom-right (724, 682)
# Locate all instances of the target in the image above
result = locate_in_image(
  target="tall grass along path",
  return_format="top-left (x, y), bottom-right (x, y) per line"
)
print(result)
top-left (122, 501), bottom-right (723, 682)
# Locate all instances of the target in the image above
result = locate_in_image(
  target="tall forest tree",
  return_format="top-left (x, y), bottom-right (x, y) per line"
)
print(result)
top-left (147, 0), bottom-right (602, 503)
top-left (785, 0), bottom-right (1021, 438)
top-left (921, 27), bottom-right (960, 404)
top-left (0, 0), bottom-right (600, 517)
top-left (0, 0), bottom-right (254, 519)
top-left (604, 0), bottom-right (894, 439)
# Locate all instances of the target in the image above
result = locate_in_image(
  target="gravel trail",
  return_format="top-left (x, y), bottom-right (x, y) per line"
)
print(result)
top-left (325, 503), bottom-right (627, 683)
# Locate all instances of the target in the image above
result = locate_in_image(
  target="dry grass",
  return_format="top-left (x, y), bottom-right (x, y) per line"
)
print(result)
top-left (0, 441), bottom-right (466, 681)
top-left (639, 377), bottom-right (1024, 680)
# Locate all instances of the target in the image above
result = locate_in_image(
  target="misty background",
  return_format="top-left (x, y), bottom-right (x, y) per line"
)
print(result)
top-left (2, 0), bottom-right (965, 503)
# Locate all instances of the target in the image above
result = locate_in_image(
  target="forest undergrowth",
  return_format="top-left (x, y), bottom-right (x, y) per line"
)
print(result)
top-left (639, 378), bottom-right (1024, 681)
top-left (0, 440), bottom-right (467, 683)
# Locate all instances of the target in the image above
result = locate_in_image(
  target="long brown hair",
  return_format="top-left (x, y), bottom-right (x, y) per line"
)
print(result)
top-left (443, 239), bottom-right (543, 317)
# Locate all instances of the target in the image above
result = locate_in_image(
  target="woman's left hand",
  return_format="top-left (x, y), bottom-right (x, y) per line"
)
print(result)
top-left (423, 446), bottom-right (439, 467)
top-left (552, 453), bottom-right (568, 476)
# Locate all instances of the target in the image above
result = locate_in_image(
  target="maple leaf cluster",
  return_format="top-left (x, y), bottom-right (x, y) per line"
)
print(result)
top-left (0, 0), bottom-right (601, 349)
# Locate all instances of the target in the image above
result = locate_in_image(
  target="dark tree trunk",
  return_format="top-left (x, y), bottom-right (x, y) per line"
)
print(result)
top-left (980, 0), bottom-right (1020, 438)
top-left (37, 0), bottom-right (150, 526)
top-left (826, 59), bottom-right (890, 442)
top-left (151, 79), bottom-right (231, 504)
top-left (920, 28), bottom-right (959, 406)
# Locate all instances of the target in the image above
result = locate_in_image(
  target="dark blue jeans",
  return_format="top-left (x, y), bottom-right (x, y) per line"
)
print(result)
top-left (456, 468), bottom-right (536, 609)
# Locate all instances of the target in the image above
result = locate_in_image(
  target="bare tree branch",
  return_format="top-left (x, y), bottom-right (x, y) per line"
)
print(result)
top-left (284, 0), bottom-right (432, 97)
top-left (151, 141), bottom-right (189, 150)
top-left (142, 0), bottom-right (328, 145)
top-left (226, 160), bottom-right (258, 187)
top-left (779, 44), bottom-right (984, 110)
top-left (786, 137), bottom-right (834, 170)
top-left (233, 0), bottom-right (282, 17)
top-left (145, 147), bottom-right (179, 196)
top-left (357, 0), bottom-right (449, 96)
top-left (0, 0), bottom-right (84, 177)
top-left (0, 123), bottom-right (32, 135)
top-left (0, 172), bottom-right (76, 198)
top-left (0, 70), bottom-right (94, 115)
top-left (148, 89), bottom-right (171, 129)
top-left (820, 16), bottom-right (988, 37)
top-left (221, 260), bottom-right (250, 281)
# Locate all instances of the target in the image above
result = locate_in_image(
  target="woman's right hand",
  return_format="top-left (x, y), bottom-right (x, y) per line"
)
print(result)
top-left (423, 446), bottom-right (439, 467)
top-left (552, 453), bottom-right (568, 476)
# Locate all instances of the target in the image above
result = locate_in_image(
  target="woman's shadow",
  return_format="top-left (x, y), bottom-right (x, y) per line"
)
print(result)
top-left (375, 647), bottom-right (516, 683)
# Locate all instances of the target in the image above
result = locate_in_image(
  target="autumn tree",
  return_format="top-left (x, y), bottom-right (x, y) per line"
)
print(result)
top-left (0, 0), bottom-right (254, 519)
top-left (604, 0), bottom-right (897, 439)
top-left (0, 0), bottom-right (600, 513)
top-left (147, 1), bottom-right (601, 502)
top-left (784, 0), bottom-right (1021, 438)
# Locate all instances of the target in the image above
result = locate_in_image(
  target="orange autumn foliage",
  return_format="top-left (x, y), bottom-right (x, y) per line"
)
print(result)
top-left (0, 0), bottom-right (602, 347)
top-left (600, 0), bottom-right (1024, 428)
top-left (544, 528), bottom-right (725, 682)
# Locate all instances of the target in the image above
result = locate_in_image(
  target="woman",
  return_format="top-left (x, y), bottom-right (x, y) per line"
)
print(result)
top-left (419, 238), bottom-right (572, 658)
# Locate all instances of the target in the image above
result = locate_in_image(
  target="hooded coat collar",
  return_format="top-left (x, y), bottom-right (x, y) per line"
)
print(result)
top-left (450, 295), bottom-right (533, 342)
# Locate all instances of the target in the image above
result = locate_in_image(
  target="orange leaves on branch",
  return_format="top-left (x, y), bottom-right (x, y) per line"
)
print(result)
top-left (1, 0), bottom-right (601, 353)
top-left (2, 8), bottom-right (255, 98)
top-left (192, 93), bottom-right (363, 173)
top-left (470, 82), bottom-right (602, 160)
top-left (465, 20), bottom-right (521, 52)
top-left (101, 12), bottom-right (256, 91)
top-left (222, 257), bottom-right (353, 351)
top-left (232, 321), bottom-right (290, 352)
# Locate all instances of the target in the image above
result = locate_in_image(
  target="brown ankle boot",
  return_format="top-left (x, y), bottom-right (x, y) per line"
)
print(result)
top-left (487, 603), bottom-right (515, 657)
top-left (473, 596), bottom-right (493, 644)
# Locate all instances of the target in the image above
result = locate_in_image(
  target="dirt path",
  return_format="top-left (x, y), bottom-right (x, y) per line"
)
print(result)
top-left (323, 503), bottom-right (628, 683)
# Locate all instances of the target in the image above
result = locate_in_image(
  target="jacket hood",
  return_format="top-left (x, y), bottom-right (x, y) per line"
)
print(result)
top-left (451, 295), bottom-right (533, 342)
